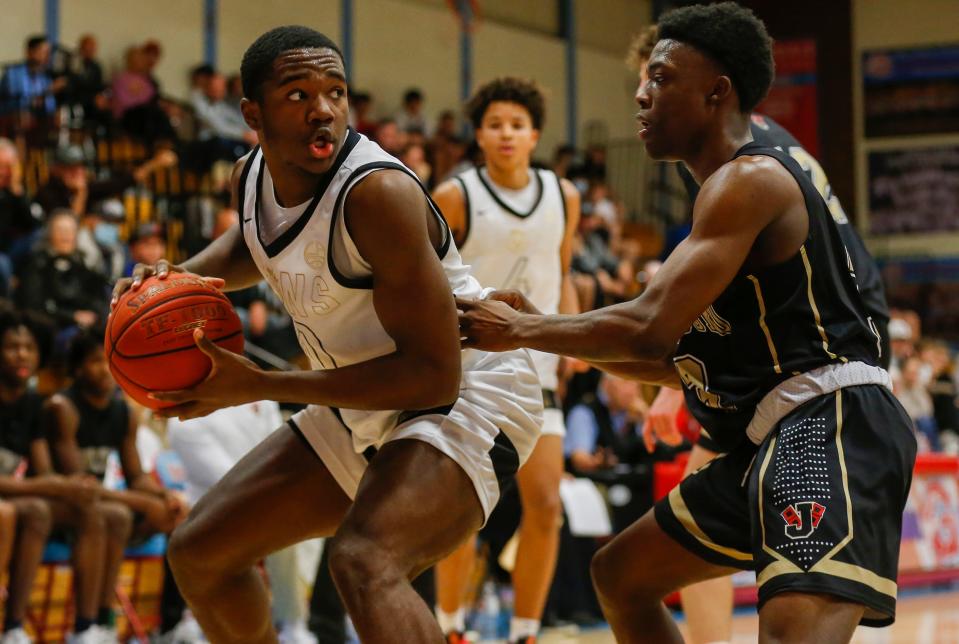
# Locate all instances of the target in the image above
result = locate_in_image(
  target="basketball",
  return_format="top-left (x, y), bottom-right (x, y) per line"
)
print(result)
top-left (105, 272), bottom-right (244, 410)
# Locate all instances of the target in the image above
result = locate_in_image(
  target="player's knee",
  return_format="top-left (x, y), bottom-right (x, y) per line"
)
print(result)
top-left (16, 498), bottom-right (52, 538)
top-left (327, 532), bottom-right (401, 594)
top-left (523, 485), bottom-right (563, 530)
top-left (591, 541), bottom-right (663, 605)
top-left (167, 520), bottom-right (207, 582)
top-left (0, 502), bottom-right (16, 531)
top-left (99, 502), bottom-right (134, 538)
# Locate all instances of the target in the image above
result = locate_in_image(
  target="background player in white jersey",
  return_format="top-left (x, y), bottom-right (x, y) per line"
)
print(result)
top-left (431, 77), bottom-right (580, 644)
top-left (111, 26), bottom-right (543, 644)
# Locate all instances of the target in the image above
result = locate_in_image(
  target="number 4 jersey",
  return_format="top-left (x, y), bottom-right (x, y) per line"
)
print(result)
top-left (454, 166), bottom-right (567, 391)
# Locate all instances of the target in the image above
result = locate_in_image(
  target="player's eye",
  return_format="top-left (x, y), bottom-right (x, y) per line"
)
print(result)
top-left (331, 87), bottom-right (345, 99)
top-left (288, 90), bottom-right (306, 101)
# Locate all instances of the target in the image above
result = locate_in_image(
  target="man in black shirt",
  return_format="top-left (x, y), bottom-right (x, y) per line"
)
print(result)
top-left (47, 328), bottom-right (189, 638)
top-left (0, 311), bottom-right (108, 642)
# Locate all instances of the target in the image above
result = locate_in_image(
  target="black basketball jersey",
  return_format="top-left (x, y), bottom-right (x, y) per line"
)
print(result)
top-left (0, 391), bottom-right (45, 475)
top-left (64, 385), bottom-right (130, 481)
top-left (674, 142), bottom-right (882, 452)
top-left (678, 115), bottom-right (890, 367)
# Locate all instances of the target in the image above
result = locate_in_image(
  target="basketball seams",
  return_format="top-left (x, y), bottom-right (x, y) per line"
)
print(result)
top-left (109, 280), bottom-right (231, 345)
top-left (115, 329), bottom-right (244, 361)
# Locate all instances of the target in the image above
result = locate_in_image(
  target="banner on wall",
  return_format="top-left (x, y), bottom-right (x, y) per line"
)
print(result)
top-left (863, 45), bottom-right (959, 138)
top-left (868, 145), bottom-right (959, 235)
top-left (756, 39), bottom-right (819, 157)
top-left (900, 459), bottom-right (959, 573)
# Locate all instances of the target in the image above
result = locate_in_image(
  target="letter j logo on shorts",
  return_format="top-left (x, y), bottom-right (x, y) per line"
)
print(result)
top-left (781, 501), bottom-right (826, 540)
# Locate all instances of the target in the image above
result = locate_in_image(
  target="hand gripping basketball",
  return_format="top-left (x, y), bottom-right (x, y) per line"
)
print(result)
top-left (111, 260), bottom-right (224, 309)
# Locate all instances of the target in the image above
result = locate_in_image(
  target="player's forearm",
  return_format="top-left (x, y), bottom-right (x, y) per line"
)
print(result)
top-left (584, 357), bottom-right (681, 388)
top-left (510, 301), bottom-right (673, 362)
top-left (257, 351), bottom-right (460, 411)
top-left (181, 226), bottom-right (260, 291)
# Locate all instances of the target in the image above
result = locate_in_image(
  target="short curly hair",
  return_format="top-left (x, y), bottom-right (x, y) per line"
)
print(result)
top-left (657, 2), bottom-right (774, 113)
top-left (241, 26), bottom-right (343, 102)
top-left (466, 77), bottom-right (545, 130)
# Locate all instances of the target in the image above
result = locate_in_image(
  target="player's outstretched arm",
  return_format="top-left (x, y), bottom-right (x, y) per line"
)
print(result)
top-left (111, 157), bottom-right (261, 306)
top-left (459, 156), bottom-right (803, 364)
top-left (152, 170), bottom-right (463, 418)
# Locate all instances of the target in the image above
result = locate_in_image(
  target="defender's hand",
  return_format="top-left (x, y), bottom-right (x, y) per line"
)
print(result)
top-left (455, 297), bottom-right (524, 352)
top-left (487, 289), bottom-right (542, 315)
top-left (150, 329), bottom-right (262, 420)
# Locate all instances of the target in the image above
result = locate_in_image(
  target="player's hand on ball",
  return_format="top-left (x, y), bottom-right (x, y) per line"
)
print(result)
top-left (643, 386), bottom-right (685, 452)
top-left (150, 329), bottom-right (262, 420)
top-left (111, 260), bottom-right (225, 309)
top-left (487, 289), bottom-right (542, 315)
top-left (456, 297), bottom-right (523, 352)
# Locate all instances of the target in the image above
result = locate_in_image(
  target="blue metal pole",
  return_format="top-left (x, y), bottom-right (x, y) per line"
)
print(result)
top-left (204, 0), bottom-right (217, 67)
top-left (341, 0), bottom-right (354, 81)
top-left (563, 0), bottom-right (577, 146)
top-left (45, 0), bottom-right (59, 46)
top-left (456, 0), bottom-right (473, 137)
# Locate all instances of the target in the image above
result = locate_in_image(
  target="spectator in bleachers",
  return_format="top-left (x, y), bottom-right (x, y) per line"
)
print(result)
top-left (374, 118), bottom-right (404, 155)
top-left (565, 373), bottom-right (648, 473)
top-left (0, 310), bottom-right (109, 644)
top-left (0, 139), bottom-right (41, 294)
top-left (399, 142), bottom-right (430, 184)
top-left (552, 144), bottom-right (577, 180)
top-left (395, 87), bottom-right (427, 134)
top-left (897, 355), bottom-right (940, 451)
top-left (46, 328), bottom-right (189, 641)
top-left (125, 222), bottom-right (167, 277)
top-left (63, 35), bottom-right (110, 130)
top-left (921, 340), bottom-right (959, 453)
top-left (348, 91), bottom-right (377, 138)
top-left (225, 73), bottom-right (244, 112)
top-left (0, 35), bottom-right (66, 128)
top-left (111, 44), bottom-right (177, 148)
top-left (188, 63), bottom-right (215, 105)
top-left (33, 143), bottom-right (177, 219)
top-left (15, 210), bottom-right (108, 330)
top-left (191, 71), bottom-right (256, 169)
top-left (77, 198), bottom-right (127, 283)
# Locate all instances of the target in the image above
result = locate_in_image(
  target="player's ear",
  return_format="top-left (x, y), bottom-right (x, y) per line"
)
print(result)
top-left (240, 98), bottom-right (262, 131)
top-left (709, 76), bottom-right (734, 105)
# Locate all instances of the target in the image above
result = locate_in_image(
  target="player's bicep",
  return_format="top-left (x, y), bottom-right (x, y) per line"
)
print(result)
top-left (348, 173), bottom-right (461, 366)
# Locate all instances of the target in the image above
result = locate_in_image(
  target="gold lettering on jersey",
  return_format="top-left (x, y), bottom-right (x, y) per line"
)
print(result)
top-left (674, 354), bottom-right (736, 411)
top-left (277, 271), bottom-right (340, 319)
top-left (304, 241), bottom-right (326, 270)
top-left (690, 305), bottom-right (732, 336)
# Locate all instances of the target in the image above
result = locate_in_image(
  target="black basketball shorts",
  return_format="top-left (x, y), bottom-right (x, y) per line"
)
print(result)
top-left (655, 384), bottom-right (917, 626)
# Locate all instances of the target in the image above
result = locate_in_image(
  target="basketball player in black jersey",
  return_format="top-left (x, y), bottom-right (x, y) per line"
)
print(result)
top-left (458, 4), bottom-right (916, 642)
top-left (46, 329), bottom-right (189, 637)
top-left (624, 23), bottom-right (893, 644)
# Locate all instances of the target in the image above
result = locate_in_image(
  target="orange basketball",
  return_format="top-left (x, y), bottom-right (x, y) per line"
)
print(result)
top-left (105, 272), bottom-right (244, 410)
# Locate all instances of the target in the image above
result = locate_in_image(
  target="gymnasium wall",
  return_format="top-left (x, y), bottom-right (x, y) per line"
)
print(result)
top-left (0, 0), bottom-right (45, 62)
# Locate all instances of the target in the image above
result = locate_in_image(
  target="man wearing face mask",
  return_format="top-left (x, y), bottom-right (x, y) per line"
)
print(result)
top-left (15, 210), bottom-right (108, 329)
top-left (77, 198), bottom-right (126, 282)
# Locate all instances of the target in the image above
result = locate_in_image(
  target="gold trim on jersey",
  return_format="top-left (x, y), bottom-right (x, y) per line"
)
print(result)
top-left (799, 245), bottom-right (846, 363)
top-left (668, 485), bottom-right (753, 562)
top-left (747, 275), bottom-right (782, 374)
top-left (756, 391), bottom-right (897, 601)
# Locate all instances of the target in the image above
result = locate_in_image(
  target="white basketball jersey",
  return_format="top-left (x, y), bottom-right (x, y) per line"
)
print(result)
top-left (238, 130), bottom-right (487, 448)
top-left (456, 166), bottom-right (566, 390)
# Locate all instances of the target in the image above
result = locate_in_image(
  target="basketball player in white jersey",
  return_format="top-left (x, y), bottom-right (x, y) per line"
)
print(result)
top-left (431, 78), bottom-right (580, 644)
top-left (111, 26), bottom-right (543, 644)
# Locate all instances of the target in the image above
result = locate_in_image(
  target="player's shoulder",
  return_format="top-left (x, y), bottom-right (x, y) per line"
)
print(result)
top-left (432, 176), bottom-right (466, 202)
top-left (557, 176), bottom-right (580, 203)
top-left (696, 155), bottom-right (798, 225)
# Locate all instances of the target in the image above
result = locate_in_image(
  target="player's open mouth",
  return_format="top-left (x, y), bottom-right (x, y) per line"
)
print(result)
top-left (638, 119), bottom-right (651, 138)
top-left (309, 134), bottom-right (336, 159)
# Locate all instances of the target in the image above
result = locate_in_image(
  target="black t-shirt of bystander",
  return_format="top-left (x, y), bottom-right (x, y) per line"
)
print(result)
top-left (63, 384), bottom-right (129, 481)
top-left (15, 250), bottom-right (109, 327)
top-left (0, 390), bottom-right (45, 475)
